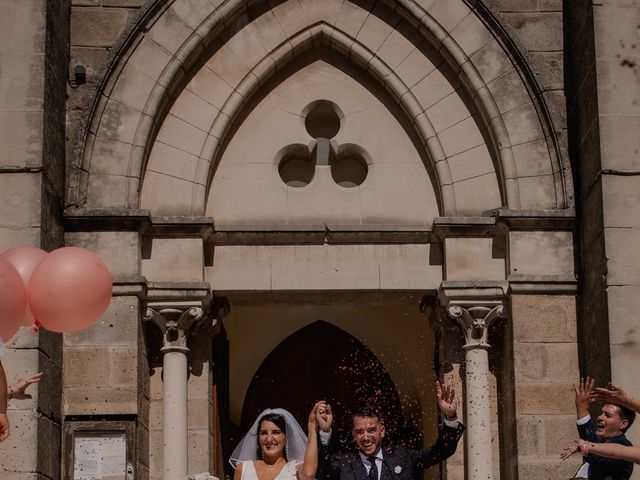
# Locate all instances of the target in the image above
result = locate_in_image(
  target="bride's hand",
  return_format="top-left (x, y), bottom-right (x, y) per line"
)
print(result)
top-left (308, 402), bottom-right (320, 433)
top-left (315, 400), bottom-right (333, 432)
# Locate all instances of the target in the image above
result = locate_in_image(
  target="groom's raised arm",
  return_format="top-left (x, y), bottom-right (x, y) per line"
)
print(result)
top-left (411, 381), bottom-right (465, 468)
top-left (316, 401), bottom-right (338, 480)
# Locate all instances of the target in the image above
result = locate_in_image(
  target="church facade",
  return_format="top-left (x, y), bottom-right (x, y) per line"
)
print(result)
top-left (0, 1), bottom-right (638, 479)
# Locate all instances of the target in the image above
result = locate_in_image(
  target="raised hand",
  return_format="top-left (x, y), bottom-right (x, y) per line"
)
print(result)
top-left (591, 384), bottom-right (629, 406)
top-left (315, 400), bottom-right (333, 432)
top-left (574, 377), bottom-right (595, 418)
top-left (436, 381), bottom-right (458, 419)
top-left (561, 440), bottom-right (580, 460)
top-left (593, 383), bottom-right (640, 415)
top-left (561, 440), bottom-right (590, 460)
top-left (9, 372), bottom-right (43, 400)
top-left (308, 402), bottom-right (319, 433)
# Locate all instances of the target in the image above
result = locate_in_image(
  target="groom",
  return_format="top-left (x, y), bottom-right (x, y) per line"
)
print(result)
top-left (316, 381), bottom-right (465, 480)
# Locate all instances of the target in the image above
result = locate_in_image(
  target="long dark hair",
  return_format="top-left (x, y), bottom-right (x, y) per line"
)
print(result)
top-left (256, 412), bottom-right (288, 460)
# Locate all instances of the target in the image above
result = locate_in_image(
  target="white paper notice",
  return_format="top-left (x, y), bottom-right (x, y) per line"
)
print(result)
top-left (74, 432), bottom-right (126, 480)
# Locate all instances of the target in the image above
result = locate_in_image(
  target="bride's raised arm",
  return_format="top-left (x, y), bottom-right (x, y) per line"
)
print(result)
top-left (298, 402), bottom-right (320, 480)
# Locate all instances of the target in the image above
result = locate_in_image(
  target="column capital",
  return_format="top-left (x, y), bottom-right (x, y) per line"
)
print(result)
top-left (143, 305), bottom-right (205, 352)
top-left (446, 303), bottom-right (507, 349)
top-left (141, 283), bottom-right (230, 367)
top-left (436, 282), bottom-right (508, 350)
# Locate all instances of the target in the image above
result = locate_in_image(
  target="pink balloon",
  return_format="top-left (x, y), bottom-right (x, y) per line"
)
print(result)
top-left (1, 246), bottom-right (48, 326)
top-left (0, 257), bottom-right (27, 342)
top-left (28, 247), bottom-right (112, 333)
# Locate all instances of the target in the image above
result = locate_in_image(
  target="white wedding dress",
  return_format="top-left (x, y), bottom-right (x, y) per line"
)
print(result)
top-left (240, 460), bottom-right (302, 480)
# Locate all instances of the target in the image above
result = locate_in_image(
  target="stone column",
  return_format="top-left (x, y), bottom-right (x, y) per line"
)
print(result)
top-left (143, 288), bottom-right (220, 480)
top-left (446, 301), bottom-right (507, 480)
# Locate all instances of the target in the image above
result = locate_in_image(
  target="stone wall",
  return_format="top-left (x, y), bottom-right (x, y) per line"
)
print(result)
top-left (592, 3), bottom-right (640, 443)
top-left (63, 229), bottom-right (148, 479)
top-left (565, 3), bottom-right (640, 467)
top-left (564, 0), bottom-right (612, 385)
top-left (569, 1), bottom-right (640, 463)
top-left (484, 0), bottom-right (570, 196)
top-left (40, 0), bottom-right (71, 477)
top-left (511, 295), bottom-right (580, 478)
top-left (0, 0), bottom-right (69, 478)
top-left (67, 0), bottom-right (148, 205)
top-left (66, 3), bottom-right (151, 477)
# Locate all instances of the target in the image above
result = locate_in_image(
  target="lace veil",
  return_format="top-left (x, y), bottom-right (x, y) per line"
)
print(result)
top-left (229, 408), bottom-right (308, 468)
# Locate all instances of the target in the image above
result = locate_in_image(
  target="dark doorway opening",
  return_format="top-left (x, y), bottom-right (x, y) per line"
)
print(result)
top-left (237, 320), bottom-right (421, 456)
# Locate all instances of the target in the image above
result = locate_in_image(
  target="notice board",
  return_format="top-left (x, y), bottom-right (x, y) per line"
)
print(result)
top-left (64, 419), bottom-right (135, 480)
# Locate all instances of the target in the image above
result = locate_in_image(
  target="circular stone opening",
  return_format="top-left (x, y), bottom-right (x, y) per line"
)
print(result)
top-left (303, 100), bottom-right (343, 139)
top-left (331, 144), bottom-right (369, 188)
top-left (277, 145), bottom-right (314, 187)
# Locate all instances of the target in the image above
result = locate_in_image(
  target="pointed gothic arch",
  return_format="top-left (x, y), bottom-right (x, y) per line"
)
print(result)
top-left (240, 320), bottom-right (421, 450)
top-left (71, 0), bottom-right (572, 215)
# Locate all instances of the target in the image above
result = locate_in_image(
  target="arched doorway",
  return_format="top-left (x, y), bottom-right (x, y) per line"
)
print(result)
top-left (240, 321), bottom-right (422, 452)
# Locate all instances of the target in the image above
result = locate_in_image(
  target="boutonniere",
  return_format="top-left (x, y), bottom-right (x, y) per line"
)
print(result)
top-left (394, 466), bottom-right (402, 474)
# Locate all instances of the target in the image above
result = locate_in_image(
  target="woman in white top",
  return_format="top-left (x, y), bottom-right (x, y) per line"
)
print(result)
top-left (230, 403), bottom-right (321, 480)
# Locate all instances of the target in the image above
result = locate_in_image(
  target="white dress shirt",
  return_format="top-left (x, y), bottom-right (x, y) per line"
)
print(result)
top-left (573, 415), bottom-right (592, 478)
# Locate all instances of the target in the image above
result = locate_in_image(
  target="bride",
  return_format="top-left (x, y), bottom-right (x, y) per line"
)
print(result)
top-left (230, 403), bottom-right (320, 480)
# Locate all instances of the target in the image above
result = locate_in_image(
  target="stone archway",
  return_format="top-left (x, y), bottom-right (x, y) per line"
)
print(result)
top-left (72, 0), bottom-right (572, 215)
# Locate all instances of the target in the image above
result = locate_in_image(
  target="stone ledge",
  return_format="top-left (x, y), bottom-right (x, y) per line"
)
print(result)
top-left (212, 229), bottom-right (432, 245)
top-left (432, 216), bottom-right (497, 237)
top-left (64, 210), bottom-right (575, 244)
top-left (112, 277), bottom-right (215, 301)
top-left (432, 212), bottom-right (576, 235)
top-left (64, 207), bottom-right (151, 231)
top-left (441, 279), bottom-right (509, 290)
top-left (209, 289), bottom-right (427, 305)
top-left (484, 207), bottom-right (575, 230)
top-left (150, 216), bottom-right (214, 237)
top-left (439, 281), bottom-right (509, 305)
top-left (509, 274), bottom-right (577, 293)
top-left (145, 282), bottom-right (212, 302)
